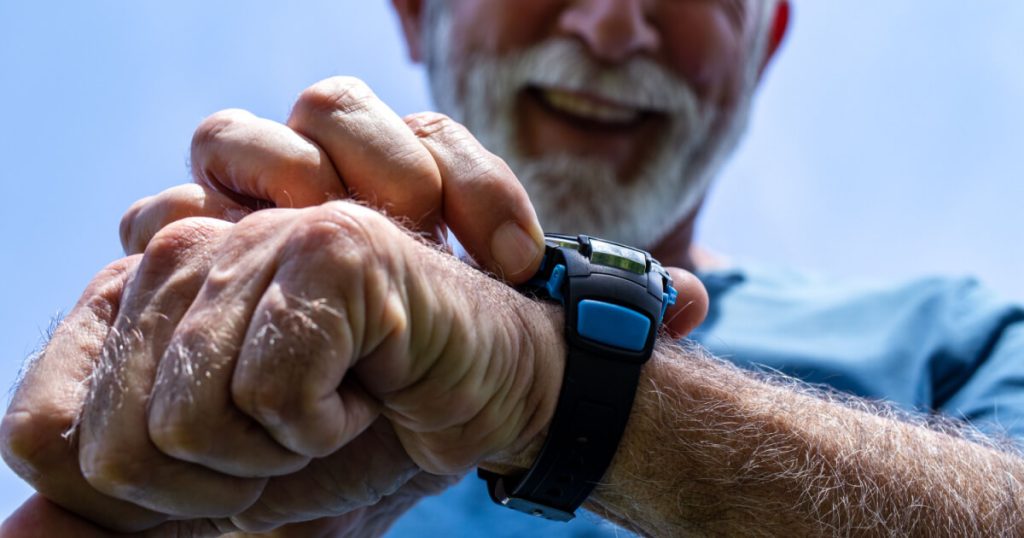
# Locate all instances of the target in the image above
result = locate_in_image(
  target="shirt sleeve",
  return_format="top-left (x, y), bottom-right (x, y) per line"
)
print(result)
top-left (934, 281), bottom-right (1024, 442)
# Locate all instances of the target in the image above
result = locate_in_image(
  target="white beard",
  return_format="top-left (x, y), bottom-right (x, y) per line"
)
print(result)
top-left (423, 3), bottom-right (758, 250)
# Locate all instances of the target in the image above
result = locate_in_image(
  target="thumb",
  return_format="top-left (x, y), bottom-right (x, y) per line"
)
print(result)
top-left (0, 495), bottom-right (236, 538)
top-left (1, 495), bottom-right (112, 538)
top-left (661, 267), bottom-right (709, 339)
top-left (405, 112), bottom-right (545, 284)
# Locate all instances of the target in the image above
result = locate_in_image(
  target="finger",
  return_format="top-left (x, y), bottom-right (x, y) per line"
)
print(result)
top-left (229, 421), bottom-right (417, 533)
top-left (405, 112), bottom-right (545, 283)
top-left (1, 494), bottom-right (121, 538)
top-left (1, 494), bottom-right (238, 538)
top-left (229, 463), bottom-right (462, 536)
top-left (662, 267), bottom-right (709, 339)
top-left (222, 517), bottom-right (358, 538)
top-left (286, 77), bottom-right (443, 234)
top-left (190, 108), bottom-right (347, 208)
top-left (146, 210), bottom-right (310, 479)
top-left (230, 205), bottom-right (385, 458)
top-left (120, 184), bottom-right (251, 255)
top-left (79, 218), bottom-right (268, 517)
top-left (0, 257), bottom-right (168, 533)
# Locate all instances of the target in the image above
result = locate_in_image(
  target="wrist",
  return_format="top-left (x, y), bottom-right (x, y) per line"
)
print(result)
top-left (478, 234), bottom-right (678, 521)
top-left (481, 300), bottom-right (565, 474)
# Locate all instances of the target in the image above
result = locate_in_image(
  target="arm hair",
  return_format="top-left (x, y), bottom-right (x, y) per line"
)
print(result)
top-left (580, 340), bottom-right (1024, 536)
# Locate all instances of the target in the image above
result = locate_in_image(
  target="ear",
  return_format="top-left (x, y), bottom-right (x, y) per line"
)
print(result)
top-left (758, 0), bottom-right (790, 77)
top-left (392, 0), bottom-right (427, 62)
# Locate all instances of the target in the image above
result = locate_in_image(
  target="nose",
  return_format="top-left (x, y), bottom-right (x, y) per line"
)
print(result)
top-left (557, 0), bottom-right (660, 64)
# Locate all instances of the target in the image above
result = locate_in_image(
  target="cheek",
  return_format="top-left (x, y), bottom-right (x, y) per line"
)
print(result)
top-left (449, 0), bottom-right (564, 55)
top-left (656, 3), bottom-right (747, 106)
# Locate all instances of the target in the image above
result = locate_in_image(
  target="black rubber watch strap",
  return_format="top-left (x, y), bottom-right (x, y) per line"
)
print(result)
top-left (479, 234), bottom-right (673, 521)
top-left (479, 349), bottom-right (643, 520)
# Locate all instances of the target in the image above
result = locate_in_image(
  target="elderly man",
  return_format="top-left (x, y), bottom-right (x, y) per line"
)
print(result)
top-left (3, 0), bottom-right (1024, 536)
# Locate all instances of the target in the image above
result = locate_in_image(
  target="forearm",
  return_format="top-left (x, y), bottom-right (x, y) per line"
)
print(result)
top-left (438, 246), bottom-right (1023, 535)
top-left (586, 341), bottom-right (1024, 536)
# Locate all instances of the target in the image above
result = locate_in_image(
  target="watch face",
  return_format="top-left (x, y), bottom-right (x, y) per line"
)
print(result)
top-left (589, 239), bottom-right (647, 275)
top-left (548, 236), bottom-right (581, 251)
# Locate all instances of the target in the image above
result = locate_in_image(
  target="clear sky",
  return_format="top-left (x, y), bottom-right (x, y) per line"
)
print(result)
top-left (0, 0), bottom-right (1021, 521)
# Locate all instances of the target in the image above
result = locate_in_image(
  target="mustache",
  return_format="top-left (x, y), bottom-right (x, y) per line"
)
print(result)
top-left (477, 38), bottom-right (698, 114)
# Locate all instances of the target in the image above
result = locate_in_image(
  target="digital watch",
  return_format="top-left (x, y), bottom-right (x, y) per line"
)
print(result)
top-left (479, 233), bottom-right (677, 521)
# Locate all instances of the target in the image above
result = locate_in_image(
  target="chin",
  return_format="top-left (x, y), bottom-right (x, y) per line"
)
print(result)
top-left (423, 13), bottom-right (754, 251)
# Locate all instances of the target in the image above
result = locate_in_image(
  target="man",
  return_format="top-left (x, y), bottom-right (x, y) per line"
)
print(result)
top-left (3, 0), bottom-right (1024, 536)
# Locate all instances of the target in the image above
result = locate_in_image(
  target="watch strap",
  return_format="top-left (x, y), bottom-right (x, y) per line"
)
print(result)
top-left (478, 347), bottom-right (643, 520)
top-left (479, 234), bottom-right (673, 521)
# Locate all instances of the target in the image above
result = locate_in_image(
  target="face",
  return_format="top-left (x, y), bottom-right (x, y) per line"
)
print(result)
top-left (419, 0), bottom-right (776, 249)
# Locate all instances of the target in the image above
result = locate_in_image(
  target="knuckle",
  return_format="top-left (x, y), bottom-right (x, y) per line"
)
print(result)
top-left (88, 256), bottom-right (141, 303)
top-left (119, 195), bottom-right (153, 254)
top-left (404, 111), bottom-right (459, 138)
top-left (0, 410), bottom-right (52, 483)
top-left (142, 217), bottom-right (217, 267)
top-left (233, 206), bottom-right (288, 230)
top-left (293, 76), bottom-right (376, 120)
top-left (294, 201), bottom-right (381, 255)
top-left (191, 108), bottom-right (253, 152)
top-left (464, 152), bottom-right (513, 188)
top-left (69, 256), bottom-right (138, 323)
top-left (119, 186), bottom-right (209, 255)
top-left (404, 111), bottom-right (519, 192)
top-left (191, 110), bottom-right (255, 186)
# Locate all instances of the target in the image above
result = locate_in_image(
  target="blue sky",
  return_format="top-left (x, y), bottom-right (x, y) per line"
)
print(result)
top-left (0, 0), bottom-right (1021, 521)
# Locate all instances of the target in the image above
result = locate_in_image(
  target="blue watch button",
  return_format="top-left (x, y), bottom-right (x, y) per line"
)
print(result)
top-left (658, 285), bottom-right (678, 325)
top-left (576, 300), bottom-right (651, 351)
top-left (546, 264), bottom-right (567, 303)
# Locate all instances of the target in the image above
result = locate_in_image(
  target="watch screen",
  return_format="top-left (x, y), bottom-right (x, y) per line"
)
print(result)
top-left (589, 239), bottom-right (646, 275)
top-left (549, 237), bottom-right (581, 251)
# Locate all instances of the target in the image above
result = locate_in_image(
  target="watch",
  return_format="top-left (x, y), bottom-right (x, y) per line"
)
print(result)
top-left (478, 233), bottom-right (677, 521)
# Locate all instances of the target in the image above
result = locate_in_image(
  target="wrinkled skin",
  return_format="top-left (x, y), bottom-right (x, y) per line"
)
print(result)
top-left (1, 77), bottom-right (708, 536)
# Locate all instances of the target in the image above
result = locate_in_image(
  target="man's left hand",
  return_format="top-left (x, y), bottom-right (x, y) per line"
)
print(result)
top-left (3, 201), bottom-right (577, 534)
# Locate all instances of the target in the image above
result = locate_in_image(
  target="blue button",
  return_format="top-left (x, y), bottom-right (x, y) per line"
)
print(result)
top-left (576, 300), bottom-right (651, 351)
top-left (545, 264), bottom-right (566, 303)
top-left (659, 284), bottom-right (678, 325)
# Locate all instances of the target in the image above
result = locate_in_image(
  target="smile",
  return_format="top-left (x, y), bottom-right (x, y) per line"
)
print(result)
top-left (529, 86), bottom-right (656, 129)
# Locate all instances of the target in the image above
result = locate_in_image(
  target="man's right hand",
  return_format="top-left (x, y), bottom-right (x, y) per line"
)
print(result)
top-left (120, 76), bottom-right (547, 284)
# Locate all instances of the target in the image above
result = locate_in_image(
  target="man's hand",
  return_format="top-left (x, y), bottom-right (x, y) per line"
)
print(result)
top-left (1, 200), bottom-right (709, 535)
top-left (121, 76), bottom-right (548, 284)
top-left (2, 202), bottom-right (554, 534)
top-left (2, 202), bottom-right (561, 533)
top-left (2, 76), bottom-right (710, 536)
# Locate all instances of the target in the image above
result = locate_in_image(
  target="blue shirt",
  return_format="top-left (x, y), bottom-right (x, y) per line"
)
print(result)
top-left (387, 266), bottom-right (1024, 537)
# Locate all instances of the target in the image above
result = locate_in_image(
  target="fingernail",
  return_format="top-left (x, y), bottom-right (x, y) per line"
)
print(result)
top-left (491, 221), bottom-right (543, 278)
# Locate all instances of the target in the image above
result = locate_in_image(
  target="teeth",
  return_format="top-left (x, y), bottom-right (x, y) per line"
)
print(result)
top-left (540, 89), bottom-right (641, 124)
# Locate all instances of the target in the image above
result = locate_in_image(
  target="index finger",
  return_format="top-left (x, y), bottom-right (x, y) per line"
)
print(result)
top-left (190, 108), bottom-right (348, 209)
top-left (286, 76), bottom-right (444, 236)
